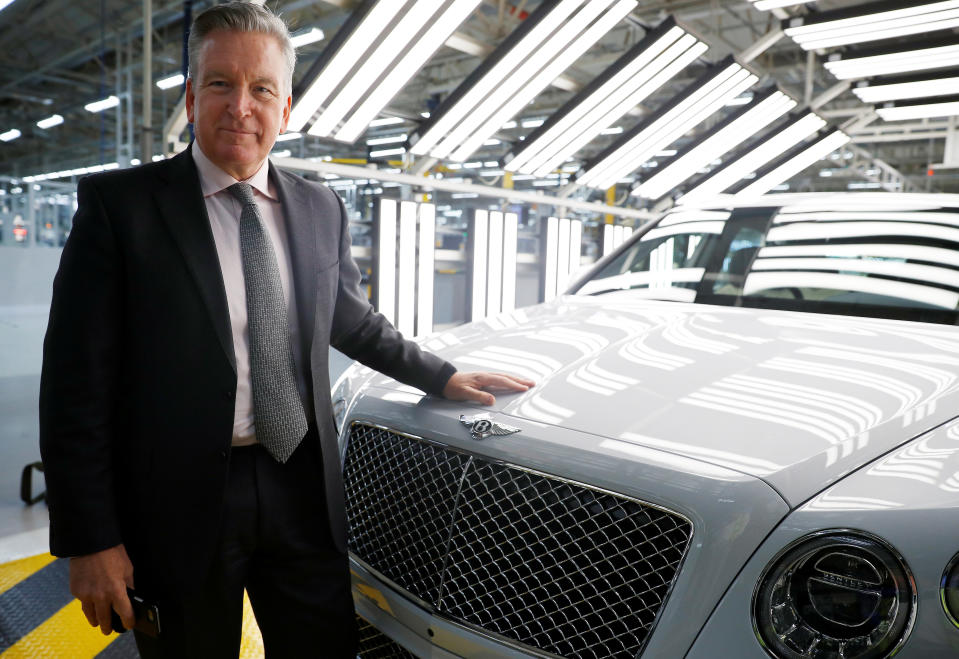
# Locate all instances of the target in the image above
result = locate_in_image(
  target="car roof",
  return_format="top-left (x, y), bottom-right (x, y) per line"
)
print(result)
top-left (672, 192), bottom-right (959, 213)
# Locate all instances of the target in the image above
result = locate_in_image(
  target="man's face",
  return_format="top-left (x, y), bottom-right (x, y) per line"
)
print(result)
top-left (186, 30), bottom-right (291, 180)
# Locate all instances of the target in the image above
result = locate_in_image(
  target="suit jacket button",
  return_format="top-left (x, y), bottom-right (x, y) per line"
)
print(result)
top-left (224, 390), bottom-right (233, 400)
top-left (219, 450), bottom-right (228, 460)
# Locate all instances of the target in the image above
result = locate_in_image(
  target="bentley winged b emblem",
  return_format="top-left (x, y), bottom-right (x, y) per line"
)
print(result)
top-left (459, 413), bottom-right (521, 441)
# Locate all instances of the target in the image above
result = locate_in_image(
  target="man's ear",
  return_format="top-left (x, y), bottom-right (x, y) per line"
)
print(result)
top-left (280, 93), bottom-right (291, 133)
top-left (185, 78), bottom-right (196, 124)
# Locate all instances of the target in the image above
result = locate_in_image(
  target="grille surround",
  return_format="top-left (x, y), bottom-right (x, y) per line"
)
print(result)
top-left (344, 421), bottom-right (694, 659)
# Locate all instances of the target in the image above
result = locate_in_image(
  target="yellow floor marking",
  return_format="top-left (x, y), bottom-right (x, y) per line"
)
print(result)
top-left (239, 590), bottom-right (264, 658)
top-left (0, 553), bottom-right (57, 597)
top-left (2, 598), bottom-right (115, 658)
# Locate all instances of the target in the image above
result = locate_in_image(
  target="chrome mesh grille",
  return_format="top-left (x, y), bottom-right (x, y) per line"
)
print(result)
top-left (344, 423), bottom-right (693, 659)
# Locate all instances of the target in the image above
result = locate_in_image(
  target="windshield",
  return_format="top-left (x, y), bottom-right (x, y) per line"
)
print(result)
top-left (575, 205), bottom-right (959, 324)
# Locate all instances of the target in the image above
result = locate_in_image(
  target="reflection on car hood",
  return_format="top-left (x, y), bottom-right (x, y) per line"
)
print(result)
top-left (365, 294), bottom-right (959, 506)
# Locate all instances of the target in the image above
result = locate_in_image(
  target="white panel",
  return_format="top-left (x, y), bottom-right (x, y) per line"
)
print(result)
top-left (486, 211), bottom-right (504, 316)
top-left (557, 218), bottom-right (571, 294)
top-left (397, 201), bottom-right (417, 336)
top-left (377, 199), bottom-right (397, 324)
top-left (416, 203), bottom-right (436, 336)
top-left (614, 224), bottom-right (625, 249)
top-left (544, 216), bottom-right (559, 301)
top-left (471, 210), bottom-right (489, 321)
top-left (502, 212), bottom-right (518, 312)
top-left (569, 219), bottom-right (583, 287)
top-left (603, 224), bottom-right (615, 256)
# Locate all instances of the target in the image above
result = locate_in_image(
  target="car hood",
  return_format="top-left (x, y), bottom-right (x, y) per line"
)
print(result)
top-left (362, 294), bottom-right (959, 507)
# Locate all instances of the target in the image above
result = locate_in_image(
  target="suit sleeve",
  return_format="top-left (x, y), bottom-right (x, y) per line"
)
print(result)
top-left (327, 194), bottom-right (456, 395)
top-left (39, 176), bottom-right (124, 557)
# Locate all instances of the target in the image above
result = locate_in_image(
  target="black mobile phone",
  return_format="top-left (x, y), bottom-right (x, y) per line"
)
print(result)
top-left (110, 588), bottom-right (162, 638)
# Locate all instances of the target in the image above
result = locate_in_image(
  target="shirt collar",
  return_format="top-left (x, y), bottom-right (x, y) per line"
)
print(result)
top-left (192, 142), bottom-right (277, 201)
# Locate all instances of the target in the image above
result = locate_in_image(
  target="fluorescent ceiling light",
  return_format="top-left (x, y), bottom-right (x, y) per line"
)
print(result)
top-left (84, 96), bottom-right (119, 113)
top-left (366, 134), bottom-right (407, 145)
top-left (291, 0), bottom-right (482, 143)
top-left (0, 128), bottom-right (21, 142)
top-left (271, 149), bottom-right (292, 158)
top-left (680, 113), bottom-right (826, 203)
top-left (736, 129), bottom-right (851, 197)
top-left (156, 73), bottom-right (184, 90)
top-left (275, 131), bottom-right (302, 142)
top-left (0, 0), bottom-right (16, 12)
top-left (633, 89), bottom-right (796, 200)
top-left (852, 71), bottom-right (959, 102)
top-left (577, 56), bottom-right (758, 190)
top-left (504, 18), bottom-right (708, 178)
top-left (725, 94), bottom-right (753, 106)
top-left (36, 114), bottom-right (63, 129)
top-left (22, 161), bottom-right (119, 182)
top-left (369, 116), bottom-right (405, 127)
top-left (785, 1), bottom-right (959, 51)
top-left (876, 97), bottom-right (959, 121)
top-left (290, 27), bottom-right (324, 48)
top-left (411, 0), bottom-right (638, 162)
top-left (824, 42), bottom-right (959, 80)
top-left (370, 147), bottom-right (406, 158)
top-left (751, 0), bottom-right (814, 10)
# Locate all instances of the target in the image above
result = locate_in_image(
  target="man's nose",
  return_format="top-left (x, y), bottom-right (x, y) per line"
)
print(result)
top-left (227, 88), bottom-right (253, 117)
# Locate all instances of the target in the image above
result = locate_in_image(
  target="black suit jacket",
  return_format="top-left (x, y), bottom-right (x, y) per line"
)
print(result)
top-left (39, 146), bottom-right (454, 595)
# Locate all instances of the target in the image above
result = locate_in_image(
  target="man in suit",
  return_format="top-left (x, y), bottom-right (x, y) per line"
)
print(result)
top-left (38, 3), bottom-right (532, 657)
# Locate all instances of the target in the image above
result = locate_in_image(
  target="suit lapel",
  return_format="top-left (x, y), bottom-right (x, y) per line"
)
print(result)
top-left (155, 147), bottom-right (237, 373)
top-left (270, 163), bottom-right (317, 390)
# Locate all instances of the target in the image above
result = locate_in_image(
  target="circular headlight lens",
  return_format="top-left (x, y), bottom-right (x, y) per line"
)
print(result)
top-left (942, 551), bottom-right (959, 628)
top-left (753, 531), bottom-right (915, 659)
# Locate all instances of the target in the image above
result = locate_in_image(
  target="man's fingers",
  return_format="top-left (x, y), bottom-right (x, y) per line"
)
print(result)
top-left (478, 373), bottom-right (533, 391)
top-left (116, 589), bottom-right (135, 630)
top-left (80, 599), bottom-right (98, 628)
top-left (93, 597), bottom-right (114, 635)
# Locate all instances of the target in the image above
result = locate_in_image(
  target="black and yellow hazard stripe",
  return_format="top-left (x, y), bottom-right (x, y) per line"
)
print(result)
top-left (0, 554), bottom-right (265, 658)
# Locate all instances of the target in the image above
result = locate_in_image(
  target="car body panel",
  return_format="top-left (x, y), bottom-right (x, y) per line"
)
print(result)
top-left (687, 417), bottom-right (959, 657)
top-left (356, 296), bottom-right (959, 508)
top-left (335, 194), bottom-right (959, 658)
top-left (344, 390), bottom-right (789, 658)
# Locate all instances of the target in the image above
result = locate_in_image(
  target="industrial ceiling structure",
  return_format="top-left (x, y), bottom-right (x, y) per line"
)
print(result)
top-left (0, 0), bottom-right (957, 215)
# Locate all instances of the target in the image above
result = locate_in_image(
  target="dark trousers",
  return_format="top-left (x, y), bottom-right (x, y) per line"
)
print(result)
top-left (134, 436), bottom-right (358, 658)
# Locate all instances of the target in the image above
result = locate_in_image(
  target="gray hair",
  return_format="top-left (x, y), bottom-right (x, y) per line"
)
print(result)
top-left (188, 1), bottom-right (296, 94)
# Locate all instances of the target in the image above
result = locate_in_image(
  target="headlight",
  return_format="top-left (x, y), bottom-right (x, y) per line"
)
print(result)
top-left (753, 531), bottom-right (915, 659)
top-left (943, 551), bottom-right (959, 629)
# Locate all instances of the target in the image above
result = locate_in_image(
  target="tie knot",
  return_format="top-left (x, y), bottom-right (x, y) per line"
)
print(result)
top-left (227, 182), bottom-right (256, 206)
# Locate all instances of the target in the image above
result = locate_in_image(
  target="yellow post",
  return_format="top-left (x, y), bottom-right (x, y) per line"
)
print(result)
top-left (605, 185), bottom-right (616, 225)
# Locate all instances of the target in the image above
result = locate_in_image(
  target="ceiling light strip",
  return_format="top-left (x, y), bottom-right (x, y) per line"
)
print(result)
top-left (444, 0), bottom-right (636, 162)
top-left (875, 96), bottom-right (959, 121)
top-left (289, 0), bottom-right (407, 132)
top-left (852, 71), bottom-right (959, 103)
top-left (308, 0), bottom-right (447, 139)
top-left (586, 64), bottom-right (758, 189)
top-left (785, 1), bottom-right (959, 50)
top-left (333, 0), bottom-right (482, 143)
top-left (410, 0), bottom-right (637, 161)
top-left (633, 89), bottom-right (796, 200)
top-left (751, 0), bottom-right (814, 10)
top-left (736, 129), bottom-right (851, 197)
top-left (577, 57), bottom-right (758, 189)
top-left (824, 43), bottom-right (959, 80)
top-left (680, 113), bottom-right (827, 203)
top-left (504, 18), bottom-right (707, 177)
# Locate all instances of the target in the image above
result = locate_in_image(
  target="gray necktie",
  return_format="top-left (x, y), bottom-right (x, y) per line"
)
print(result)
top-left (227, 182), bottom-right (308, 463)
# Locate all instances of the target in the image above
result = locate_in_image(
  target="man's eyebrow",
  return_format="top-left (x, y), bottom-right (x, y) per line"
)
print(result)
top-left (251, 76), bottom-right (279, 89)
